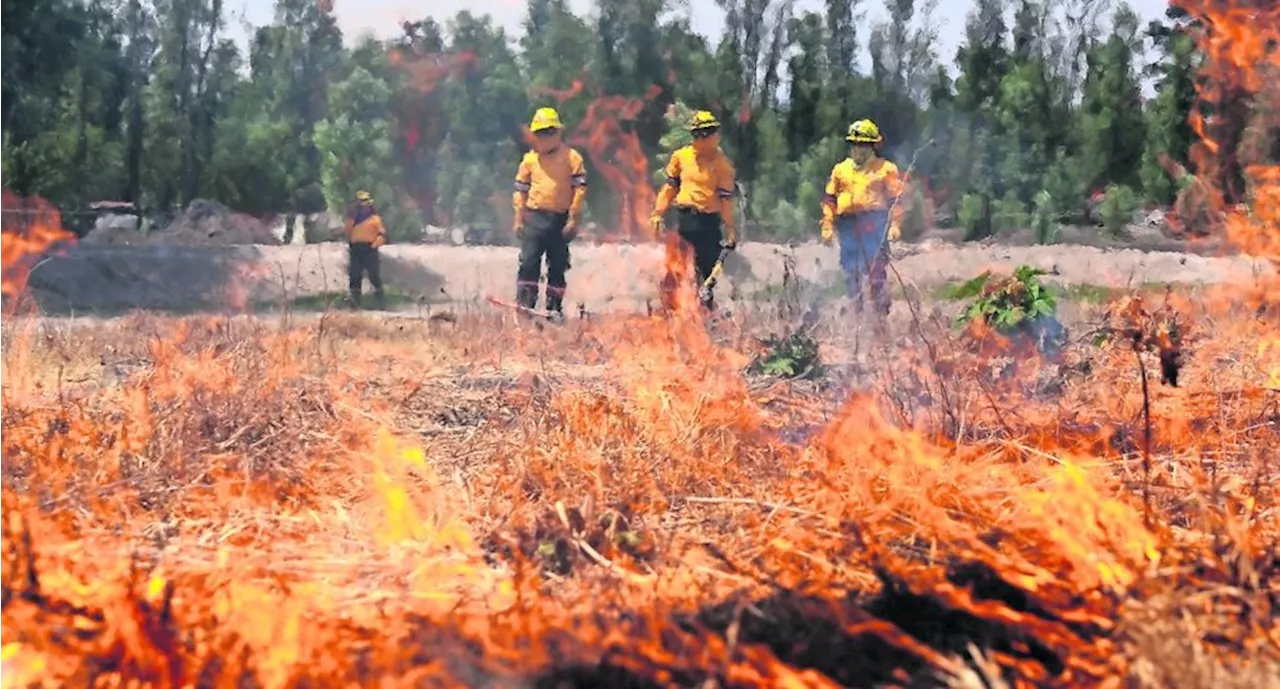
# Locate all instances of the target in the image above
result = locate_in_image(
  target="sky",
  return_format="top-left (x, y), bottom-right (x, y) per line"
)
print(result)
top-left (226, 0), bottom-right (1175, 73)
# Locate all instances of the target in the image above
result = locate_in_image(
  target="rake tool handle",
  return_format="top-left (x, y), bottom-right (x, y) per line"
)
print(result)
top-left (702, 246), bottom-right (732, 289)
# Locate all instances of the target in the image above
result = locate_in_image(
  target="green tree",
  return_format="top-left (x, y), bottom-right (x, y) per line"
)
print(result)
top-left (868, 0), bottom-right (936, 155)
top-left (432, 12), bottom-right (526, 230)
top-left (784, 12), bottom-right (825, 161)
top-left (1140, 16), bottom-right (1196, 203)
top-left (952, 0), bottom-right (1010, 216)
top-left (2, 0), bottom-right (89, 150)
top-left (2, 0), bottom-right (1272, 248)
top-left (1077, 2), bottom-right (1147, 194)
top-left (313, 66), bottom-right (408, 239)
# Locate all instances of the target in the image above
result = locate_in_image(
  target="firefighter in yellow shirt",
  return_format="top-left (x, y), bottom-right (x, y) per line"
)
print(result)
top-left (512, 107), bottom-right (587, 320)
top-left (820, 119), bottom-right (904, 315)
top-left (650, 110), bottom-right (738, 312)
top-left (344, 190), bottom-right (386, 309)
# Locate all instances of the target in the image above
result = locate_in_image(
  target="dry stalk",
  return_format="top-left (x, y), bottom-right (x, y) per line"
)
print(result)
top-left (1132, 330), bottom-right (1155, 525)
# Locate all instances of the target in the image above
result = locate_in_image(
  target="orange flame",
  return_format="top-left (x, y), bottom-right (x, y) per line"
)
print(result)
top-left (1, 191), bottom-right (77, 305)
top-left (1173, 0), bottom-right (1280, 261)
top-left (533, 81), bottom-right (662, 241)
top-left (2, 1), bottom-right (1279, 685)
top-left (387, 48), bottom-right (479, 221)
top-left (387, 48), bottom-right (478, 96)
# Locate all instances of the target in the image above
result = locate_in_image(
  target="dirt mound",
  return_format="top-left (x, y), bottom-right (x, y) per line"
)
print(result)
top-left (80, 213), bottom-right (147, 245)
top-left (82, 199), bottom-right (279, 246)
top-left (162, 199), bottom-right (279, 246)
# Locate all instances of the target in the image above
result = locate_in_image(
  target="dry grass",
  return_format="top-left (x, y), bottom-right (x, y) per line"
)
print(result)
top-left (1, 286), bottom-right (1278, 688)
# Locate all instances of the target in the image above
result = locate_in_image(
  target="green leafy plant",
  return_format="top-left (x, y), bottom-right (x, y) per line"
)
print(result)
top-left (748, 330), bottom-right (822, 379)
top-left (1099, 183), bottom-right (1139, 236)
top-left (955, 265), bottom-right (1058, 333)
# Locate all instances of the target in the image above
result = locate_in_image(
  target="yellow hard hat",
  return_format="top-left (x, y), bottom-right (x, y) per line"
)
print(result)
top-left (529, 107), bottom-right (564, 132)
top-left (846, 119), bottom-right (883, 144)
top-left (689, 110), bottom-right (721, 131)
top-left (356, 190), bottom-right (373, 204)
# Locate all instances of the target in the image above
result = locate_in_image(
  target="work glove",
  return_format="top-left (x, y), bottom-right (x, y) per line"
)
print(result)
top-left (649, 215), bottom-right (665, 234)
top-left (720, 237), bottom-right (737, 251)
top-left (563, 219), bottom-right (579, 240)
top-left (820, 222), bottom-right (834, 246)
top-left (887, 223), bottom-right (901, 242)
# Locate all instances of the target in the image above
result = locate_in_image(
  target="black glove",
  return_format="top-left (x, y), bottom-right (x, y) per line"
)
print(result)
top-left (720, 238), bottom-right (737, 251)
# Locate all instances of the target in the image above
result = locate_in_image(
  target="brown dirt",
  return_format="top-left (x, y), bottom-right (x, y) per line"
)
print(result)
top-left (19, 239), bottom-right (1274, 316)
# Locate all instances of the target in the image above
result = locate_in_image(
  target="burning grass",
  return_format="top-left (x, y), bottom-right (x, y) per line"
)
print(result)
top-left (3, 0), bottom-right (1278, 681)
top-left (2, 286), bottom-right (1277, 687)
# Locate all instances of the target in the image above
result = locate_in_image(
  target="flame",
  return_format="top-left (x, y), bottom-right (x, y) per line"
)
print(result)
top-left (538, 82), bottom-right (662, 241)
top-left (388, 48), bottom-right (479, 222)
top-left (387, 48), bottom-right (478, 96)
top-left (2, 1), bottom-right (1279, 686)
top-left (1173, 0), bottom-right (1280, 260)
top-left (1, 191), bottom-right (77, 305)
top-left (532, 78), bottom-right (585, 102)
top-left (659, 230), bottom-right (695, 314)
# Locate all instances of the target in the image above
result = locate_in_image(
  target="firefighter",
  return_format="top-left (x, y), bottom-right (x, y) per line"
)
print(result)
top-left (345, 190), bottom-right (386, 309)
top-left (512, 106), bottom-right (587, 321)
top-left (650, 110), bottom-right (738, 312)
top-left (820, 119), bottom-right (904, 315)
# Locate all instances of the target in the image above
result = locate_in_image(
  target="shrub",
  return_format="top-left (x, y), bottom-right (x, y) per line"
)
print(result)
top-left (1099, 184), bottom-right (1139, 237)
top-left (293, 182), bottom-right (328, 215)
top-left (954, 265), bottom-right (1057, 333)
top-left (1032, 190), bottom-right (1060, 244)
top-left (958, 192), bottom-right (991, 241)
top-left (899, 183), bottom-right (930, 240)
top-left (992, 191), bottom-right (1030, 234)
top-left (747, 330), bottom-right (822, 378)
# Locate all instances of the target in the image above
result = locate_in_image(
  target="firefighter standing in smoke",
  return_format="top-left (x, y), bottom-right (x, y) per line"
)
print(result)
top-left (512, 107), bottom-right (587, 319)
top-left (820, 119), bottom-right (904, 315)
top-left (651, 110), bottom-right (738, 312)
top-left (345, 190), bottom-right (386, 309)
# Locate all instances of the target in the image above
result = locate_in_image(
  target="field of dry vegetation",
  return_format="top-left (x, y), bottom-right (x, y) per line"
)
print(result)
top-left (2, 271), bottom-right (1277, 687)
top-left (3, 1), bottom-right (1279, 682)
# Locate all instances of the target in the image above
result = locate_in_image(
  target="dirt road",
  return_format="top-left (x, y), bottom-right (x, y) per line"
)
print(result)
top-left (22, 240), bottom-right (1274, 314)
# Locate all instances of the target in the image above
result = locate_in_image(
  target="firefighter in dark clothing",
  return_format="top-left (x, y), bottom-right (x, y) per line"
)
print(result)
top-left (512, 106), bottom-right (587, 321)
top-left (650, 110), bottom-right (738, 312)
top-left (345, 190), bottom-right (386, 309)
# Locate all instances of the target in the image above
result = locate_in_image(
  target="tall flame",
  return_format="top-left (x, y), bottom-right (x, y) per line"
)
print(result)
top-left (1, 191), bottom-right (77, 304)
top-left (1174, 0), bottom-right (1280, 261)
top-left (533, 81), bottom-right (662, 241)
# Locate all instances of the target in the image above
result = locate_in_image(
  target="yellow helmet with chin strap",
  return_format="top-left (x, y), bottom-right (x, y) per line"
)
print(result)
top-left (356, 190), bottom-right (373, 205)
top-left (846, 119), bottom-right (883, 144)
top-left (529, 107), bottom-right (564, 133)
top-left (689, 110), bottom-right (721, 132)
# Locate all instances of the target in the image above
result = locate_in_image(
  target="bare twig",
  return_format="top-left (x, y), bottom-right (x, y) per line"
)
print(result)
top-left (1133, 333), bottom-right (1154, 525)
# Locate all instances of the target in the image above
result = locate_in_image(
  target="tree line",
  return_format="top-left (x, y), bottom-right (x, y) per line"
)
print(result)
top-left (1, 0), bottom-right (1268, 243)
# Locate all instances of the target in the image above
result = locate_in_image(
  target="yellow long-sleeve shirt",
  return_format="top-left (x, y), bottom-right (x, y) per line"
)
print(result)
top-left (512, 147), bottom-right (587, 227)
top-left (345, 210), bottom-right (385, 246)
top-left (820, 157), bottom-right (904, 235)
top-left (653, 145), bottom-right (736, 232)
